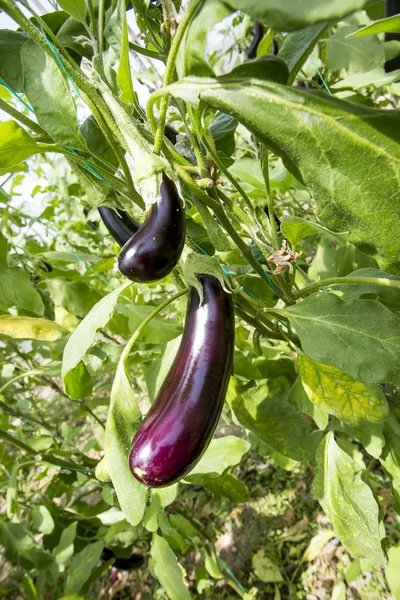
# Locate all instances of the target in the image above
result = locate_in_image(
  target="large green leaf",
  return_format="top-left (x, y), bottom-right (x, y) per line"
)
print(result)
top-left (228, 378), bottom-right (321, 461)
top-left (285, 293), bottom-right (400, 385)
top-left (325, 26), bottom-right (385, 74)
top-left (64, 541), bottom-right (103, 595)
top-left (220, 0), bottom-right (372, 31)
top-left (331, 267), bottom-right (400, 311)
top-left (21, 40), bottom-right (87, 151)
top-left (350, 14), bottom-right (400, 38)
top-left (0, 30), bottom-right (28, 91)
top-left (0, 266), bottom-right (44, 314)
top-left (104, 0), bottom-right (135, 102)
top-left (62, 282), bottom-right (131, 384)
top-left (104, 345), bottom-right (148, 525)
top-left (279, 22), bottom-right (332, 84)
top-left (0, 121), bottom-right (46, 169)
top-left (165, 77), bottom-right (400, 273)
top-left (313, 432), bottom-right (385, 563)
top-left (186, 435), bottom-right (251, 482)
top-left (149, 534), bottom-right (191, 600)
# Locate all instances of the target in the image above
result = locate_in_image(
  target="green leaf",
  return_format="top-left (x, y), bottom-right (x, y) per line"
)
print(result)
top-left (117, 304), bottom-right (182, 344)
top-left (228, 378), bottom-right (320, 461)
top-left (288, 376), bottom-right (328, 430)
top-left (298, 354), bottom-right (388, 425)
top-left (349, 14), bottom-right (400, 38)
top-left (285, 294), bottom-right (400, 385)
top-left (146, 336), bottom-right (182, 402)
top-left (279, 22), bottom-right (332, 84)
top-left (338, 421), bottom-right (385, 459)
top-left (21, 40), bottom-right (87, 151)
top-left (32, 505), bottom-right (55, 535)
top-left (252, 549), bottom-right (283, 583)
top-left (0, 121), bottom-right (44, 169)
top-left (166, 77), bottom-right (400, 273)
top-left (186, 435), bottom-right (250, 481)
top-left (180, 250), bottom-right (226, 304)
top-left (62, 282), bottom-right (131, 384)
top-left (57, 0), bottom-right (86, 23)
top-left (104, 348), bottom-right (148, 525)
top-left (331, 268), bottom-right (400, 311)
top-left (193, 198), bottom-right (231, 252)
top-left (149, 534), bottom-right (191, 600)
top-left (386, 543), bottom-right (400, 599)
top-left (64, 541), bottom-right (103, 596)
top-left (209, 112), bottom-right (238, 162)
top-left (179, 0), bottom-right (232, 77)
top-left (0, 30), bottom-right (28, 91)
top-left (325, 26), bottom-right (385, 74)
top-left (280, 215), bottom-right (348, 249)
top-left (53, 522), bottom-right (77, 570)
top-left (313, 431), bottom-right (385, 564)
top-left (104, 0), bottom-right (136, 101)
top-left (0, 266), bottom-right (44, 314)
top-left (220, 0), bottom-right (371, 31)
top-left (224, 55), bottom-right (289, 85)
top-left (46, 279), bottom-right (103, 318)
top-left (63, 360), bottom-right (92, 399)
top-left (308, 237), bottom-right (377, 281)
top-left (204, 472), bottom-right (250, 502)
top-left (0, 316), bottom-right (63, 341)
top-left (1, 522), bottom-right (51, 570)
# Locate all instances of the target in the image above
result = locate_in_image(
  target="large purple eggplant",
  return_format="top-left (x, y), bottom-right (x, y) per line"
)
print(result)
top-left (98, 207), bottom-right (140, 247)
top-left (118, 174), bottom-right (186, 283)
top-left (129, 275), bottom-right (235, 487)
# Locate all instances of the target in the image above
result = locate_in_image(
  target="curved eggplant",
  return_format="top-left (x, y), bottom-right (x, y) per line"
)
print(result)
top-left (118, 174), bottom-right (186, 283)
top-left (129, 275), bottom-right (235, 487)
top-left (98, 207), bottom-right (140, 247)
top-left (247, 21), bottom-right (264, 59)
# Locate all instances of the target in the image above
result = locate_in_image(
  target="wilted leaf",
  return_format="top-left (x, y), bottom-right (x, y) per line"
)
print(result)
top-left (298, 354), bottom-right (388, 425)
top-left (302, 530), bottom-right (335, 562)
top-left (0, 316), bottom-right (63, 341)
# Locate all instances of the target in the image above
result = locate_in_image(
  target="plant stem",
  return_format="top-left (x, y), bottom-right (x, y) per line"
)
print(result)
top-left (129, 41), bottom-right (166, 61)
top-left (87, 0), bottom-right (98, 52)
top-left (153, 0), bottom-right (204, 153)
top-left (0, 369), bottom-right (43, 395)
top-left (98, 0), bottom-right (105, 53)
top-left (234, 305), bottom-right (284, 340)
top-left (202, 134), bottom-right (254, 215)
top-left (261, 147), bottom-right (279, 248)
top-left (0, 98), bottom-right (50, 139)
top-left (290, 276), bottom-right (400, 303)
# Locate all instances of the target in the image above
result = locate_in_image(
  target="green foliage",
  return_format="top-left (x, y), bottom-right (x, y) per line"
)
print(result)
top-left (0, 0), bottom-right (400, 598)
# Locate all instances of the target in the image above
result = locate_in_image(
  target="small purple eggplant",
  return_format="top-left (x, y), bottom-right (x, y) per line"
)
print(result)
top-left (98, 207), bottom-right (140, 247)
top-left (129, 275), bottom-right (235, 487)
top-left (247, 21), bottom-right (264, 59)
top-left (118, 174), bottom-right (186, 283)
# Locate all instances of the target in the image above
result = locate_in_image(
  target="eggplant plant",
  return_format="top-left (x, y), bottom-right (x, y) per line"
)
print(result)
top-left (0, 0), bottom-right (400, 598)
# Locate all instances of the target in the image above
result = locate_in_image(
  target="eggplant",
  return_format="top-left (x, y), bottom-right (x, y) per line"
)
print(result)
top-left (118, 174), bottom-right (186, 283)
top-left (247, 21), bottom-right (264, 59)
top-left (129, 274), bottom-right (235, 487)
top-left (385, 0), bottom-right (400, 72)
top-left (164, 124), bottom-right (179, 145)
top-left (98, 207), bottom-right (140, 247)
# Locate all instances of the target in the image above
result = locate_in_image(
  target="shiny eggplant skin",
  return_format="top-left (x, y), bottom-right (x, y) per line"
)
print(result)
top-left (129, 275), bottom-right (235, 487)
top-left (98, 207), bottom-right (140, 247)
top-left (118, 174), bottom-right (186, 283)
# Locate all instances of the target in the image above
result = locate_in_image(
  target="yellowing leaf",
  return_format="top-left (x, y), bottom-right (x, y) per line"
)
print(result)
top-left (298, 354), bottom-right (388, 425)
top-left (302, 530), bottom-right (335, 562)
top-left (0, 316), bottom-right (63, 341)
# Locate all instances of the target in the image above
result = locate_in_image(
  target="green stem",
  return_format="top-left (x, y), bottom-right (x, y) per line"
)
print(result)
top-left (0, 98), bottom-right (50, 139)
top-left (129, 41), bottom-right (166, 61)
top-left (87, 0), bottom-right (98, 53)
top-left (290, 276), bottom-right (400, 303)
top-left (387, 410), bottom-right (400, 436)
top-left (98, 0), bottom-right (105, 53)
top-left (203, 134), bottom-right (254, 215)
top-left (261, 147), bottom-right (279, 249)
top-left (234, 305), bottom-right (284, 340)
top-left (0, 368), bottom-right (43, 395)
top-left (122, 289), bottom-right (189, 366)
top-left (153, 0), bottom-right (204, 152)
